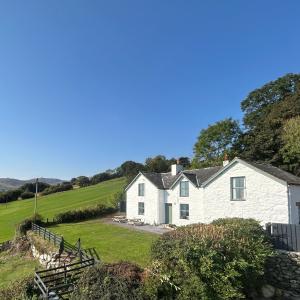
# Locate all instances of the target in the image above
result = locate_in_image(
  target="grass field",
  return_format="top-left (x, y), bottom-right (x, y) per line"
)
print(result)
top-left (0, 252), bottom-right (39, 288)
top-left (0, 177), bottom-right (125, 242)
top-left (51, 219), bottom-right (157, 266)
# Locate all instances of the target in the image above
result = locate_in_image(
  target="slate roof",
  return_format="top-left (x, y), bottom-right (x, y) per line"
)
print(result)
top-left (245, 161), bottom-right (300, 185)
top-left (140, 160), bottom-right (300, 189)
top-left (141, 166), bottom-right (222, 189)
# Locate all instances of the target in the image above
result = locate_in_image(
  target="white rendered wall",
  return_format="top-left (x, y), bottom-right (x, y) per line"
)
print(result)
top-left (202, 161), bottom-right (289, 225)
top-left (289, 185), bottom-right (300, 224)
top-left (167, 178), bottom-right (204, 226)
top-left (126, 175), bottom-right (159, 224)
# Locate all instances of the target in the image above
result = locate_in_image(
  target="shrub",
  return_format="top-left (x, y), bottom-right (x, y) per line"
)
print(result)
top-left (41, 182), bottom-right (73, 196)
top-left (54, 204), bottom-right (116, 223)
top-left (71, 262), bottom-right (144, 300)
top-left (0, 275), bottom-right (36, 299)
top-left (20, 192), bottom-right (35, 199)
top-left (146, 220), bottom-right (273, 300)
top-left (16, 214), bottom-right (43, 236)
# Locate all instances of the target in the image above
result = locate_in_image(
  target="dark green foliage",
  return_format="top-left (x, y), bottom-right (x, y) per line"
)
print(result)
top-left (120, 160), bottom-right (145, 183)
top-left (71, 262), bottom-right (144, 300)
top-left (74, 176), bottom-right (91, 187)
top-left (0, 275), bottom-right (37, 300)
top-left (17, 214), bottom-right (43, 236)
top-left (146, 220), bottom-right (273, 300)
top-left (54, 204), bottom-right (116, 223)
top-left (41, 182), bottom-right (73, 196)
top-left (0, 189), bottom-right (22, 203)
top-left (20, 191), bottom-right (35, 199)
top-left (192, 118), bottom-right (241, 168)
top-left (20, 182), bottom-right (50, 193)
top-left (238, 74), bottom-right (300, 172)
top-left (90, 171), bottom-right (121, 185)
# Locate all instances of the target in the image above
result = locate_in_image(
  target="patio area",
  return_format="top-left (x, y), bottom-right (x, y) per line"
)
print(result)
top-left (104, 216), bottom-right (171, 235)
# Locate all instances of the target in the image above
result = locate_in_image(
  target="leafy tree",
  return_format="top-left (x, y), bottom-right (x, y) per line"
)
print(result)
top-left (238, 76), bottom-right (300, 171)
top-left (281, 116), bottom-right (300, 175)
top-left (120, 160), bottom-right (145, 182)
top-left (241, 73), bottom-right (300, 129)
top-left (178, 156), bottom-right (191, 168)
top-left (192, 118), bottom-right (241, 168)
top-left (75, 176), bottom-right (91, 187)
top-left (145, 155), bottom-right (171, 173)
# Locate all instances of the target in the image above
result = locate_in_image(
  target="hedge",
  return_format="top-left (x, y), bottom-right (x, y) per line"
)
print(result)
top-left (54, 204), bottom-right (117, 223)
top-left (145, 219), bottom-right (273, 300)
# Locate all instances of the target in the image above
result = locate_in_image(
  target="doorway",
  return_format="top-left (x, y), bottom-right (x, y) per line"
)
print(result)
top-left (165, 203), bottom-right (172, 224)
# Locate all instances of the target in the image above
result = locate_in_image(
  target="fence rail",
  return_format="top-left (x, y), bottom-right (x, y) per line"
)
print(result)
top-left (31, 223), bottom-right (98, 299)
top-left (266, 222), bottom-right (300, 252)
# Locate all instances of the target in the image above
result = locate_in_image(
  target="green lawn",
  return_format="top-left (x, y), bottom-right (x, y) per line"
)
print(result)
top-left (0, 177), bottom-right (125, 242)
top-left (51, 219), bottom-right (158, 266)
top-left (0, 252), bottom-right (39, 288)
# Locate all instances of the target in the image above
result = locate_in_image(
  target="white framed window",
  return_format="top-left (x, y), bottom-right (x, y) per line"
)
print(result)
top-left (231, 177), bottom-right (246, 201)
top-left (138, 202), bottom-right (144, 215)
top-left (180, 181), bottom-right (189, 197)
top-left (180, 204), bottom-right (189, 219)
top-left (138, 183), bottom-right (145, 196)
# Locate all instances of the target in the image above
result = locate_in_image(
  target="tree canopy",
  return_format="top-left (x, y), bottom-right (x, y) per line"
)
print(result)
top-left (192, 118), bottom-right (241, 168)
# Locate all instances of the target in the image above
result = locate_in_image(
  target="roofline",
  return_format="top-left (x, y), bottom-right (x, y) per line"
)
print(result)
top-left (124, 172), bottom-right (143, 191)
top-left (169, 172), bottom-right (197, 189)
top-left (201, 157), bottom-right (288, 187)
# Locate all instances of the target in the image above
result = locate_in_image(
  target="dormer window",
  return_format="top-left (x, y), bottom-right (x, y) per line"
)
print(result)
top-left (138, 183), bottom-right (145, 196)
top-left (180, 181), bottom-right (189, 197)
top-left (231, 177), bottom-right (246, 200)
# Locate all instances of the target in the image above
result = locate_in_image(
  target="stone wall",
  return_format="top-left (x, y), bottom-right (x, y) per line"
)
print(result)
top-left (264, 250), bottom-right (300, 299)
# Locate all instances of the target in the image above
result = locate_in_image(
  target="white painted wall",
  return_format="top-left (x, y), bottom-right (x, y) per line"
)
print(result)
top-left (126, 161), bottom-right (294, 226)
top-left (289, 185), bottom-right (300, 224)
top-left (126, 174), bottom-right (160, 224)
top-left (167, 177), bottom-right (204, 226)
top-left (202, 161), bottom-right (289, 225)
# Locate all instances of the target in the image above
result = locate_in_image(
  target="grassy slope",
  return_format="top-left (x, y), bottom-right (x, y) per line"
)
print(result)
top-left (0, 252), bottom-right (39, 288)
top-left (0, 177), bottom-right (125, 241)
top-left (51, 219), bottom-right (157, 266)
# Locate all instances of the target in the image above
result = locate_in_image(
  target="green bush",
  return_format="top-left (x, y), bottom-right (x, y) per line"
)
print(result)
top-left (54, 204), bottom-right (117, 223)
top-left (146, 220), bottom-right (273, 300)
top-left (0, 275), bottom-right (37, 299)
top-left (16, 214), bottom-right (43, 236)
top-left (41, 182), bottom-right (73, 196)
top-left (71, 262), bottom-right (144, 300)
top-left (20, 192), bottom-right (35, 200)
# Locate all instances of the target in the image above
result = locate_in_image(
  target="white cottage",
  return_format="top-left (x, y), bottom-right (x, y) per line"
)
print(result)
top-left (125, 158), bottom-right (300, 226)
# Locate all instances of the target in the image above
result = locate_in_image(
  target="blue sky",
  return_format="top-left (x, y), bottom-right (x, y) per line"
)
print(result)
top-left (0, 1), bottom-right (300, 179)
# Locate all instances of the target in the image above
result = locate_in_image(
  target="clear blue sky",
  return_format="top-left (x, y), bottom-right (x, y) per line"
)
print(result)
top-left (0, 1), bottom-right (300, 179)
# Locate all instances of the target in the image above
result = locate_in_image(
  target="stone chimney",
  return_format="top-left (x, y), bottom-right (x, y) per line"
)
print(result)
top-left (171, 159), bottom-right (183, 175)
top-left (223, 153), bottom-right (229, 167)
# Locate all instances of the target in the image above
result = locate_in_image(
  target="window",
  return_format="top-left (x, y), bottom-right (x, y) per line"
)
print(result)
top-left (138, 202), bottom-right (144, 215)
top-left (231, 177), bottom-right (246, 200)
top-left (180, 204), bottom-right (189, 219)
top-left (138, 183), bottom-right (145, 196)
top-left (180, 181), bottom-right (189, 197)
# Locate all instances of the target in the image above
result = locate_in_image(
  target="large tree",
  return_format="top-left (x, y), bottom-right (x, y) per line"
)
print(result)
top-left (281, 116), bottom-right (300, 176)
top-left (120, 160), bottom-right (145, 182)
top-left (238, 74), bottom-right (300, 171)
top-left (145, 155), bottom-right (173, 173)
top-left (192, 118), bottom-right (241, 168)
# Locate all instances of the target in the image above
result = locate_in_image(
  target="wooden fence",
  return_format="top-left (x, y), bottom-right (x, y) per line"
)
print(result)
top-left (31, 223), bottom-right (98, 299)
top-left (266, 223), bottom-right (300, 252)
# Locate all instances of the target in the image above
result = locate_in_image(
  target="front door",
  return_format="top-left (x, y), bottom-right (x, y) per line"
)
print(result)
top-left (165, 203), bottom-right (172, 224)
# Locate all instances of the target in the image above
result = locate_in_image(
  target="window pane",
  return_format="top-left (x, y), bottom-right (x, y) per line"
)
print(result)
top-left (138, 183), bottom-right (144, 196)
top-left (138, 202), bottom-right (144, 215)
top-left (233, 177), bottom-right (245, 188)
top-left (180, 204), bottom-right (189, 219)
top-left (180, 181), bottom-right (189, 197)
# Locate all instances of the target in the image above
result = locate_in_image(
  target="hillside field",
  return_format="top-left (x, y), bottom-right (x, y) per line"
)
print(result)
top-left (0, 177), bottom-right (125, 242)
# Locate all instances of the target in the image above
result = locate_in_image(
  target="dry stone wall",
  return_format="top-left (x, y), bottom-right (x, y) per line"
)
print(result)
top-left (264, 250), bottom-right (300, 300)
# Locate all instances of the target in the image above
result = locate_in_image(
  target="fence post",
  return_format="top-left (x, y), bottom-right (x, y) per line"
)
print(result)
top-left (78, 238), bottom-right (82, 263)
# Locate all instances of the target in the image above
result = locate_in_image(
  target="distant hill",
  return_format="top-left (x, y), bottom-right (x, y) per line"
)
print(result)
top-left (0, 177), bottom-right (65, 192)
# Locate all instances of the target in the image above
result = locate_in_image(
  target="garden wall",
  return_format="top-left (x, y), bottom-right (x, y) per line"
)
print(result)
top-left (264, 250), bottom-right (300, 299)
